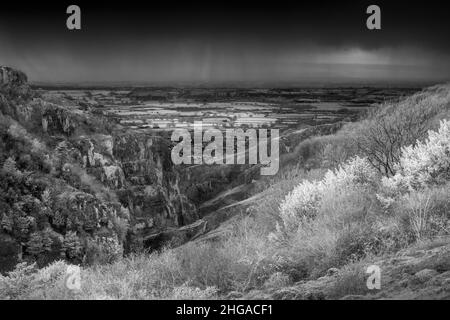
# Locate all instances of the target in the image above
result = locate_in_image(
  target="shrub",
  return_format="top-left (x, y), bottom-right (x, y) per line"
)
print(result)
top-left (332, 226), bottom-right (393, 265)
top-left (397, 185), bottom-right (450, 241)
top-left (62, 231), bottom-right (84, 262)
top-left (293, 130), bottom-right (357, 170)
top-left (0, 260), bottom-right (75, 300)
top-left (26, 231), bottom-right (53, 256)
top-left (327, 262), bottom-right (371, 299)
top-left (284, 188), bottom-right (380, 276)
top-left (278, 179), bottom-right (324, 233)
top-left (2, 157), bottom-right (22, 178)
top-left (251, 166), bottom-right (327, 234)
top-left (0, 262), bottom-right (38, 299)
top-left (386, 120), bottom-right (450, 191)
top-left (26, 260), bottom-right (72, 299)
top-left (84, 236), bottom-right (123, 265)
top-left (263, 272), bottom-right (292, 289)
top-left (177, 243), bottom-right (228, 285)
top-left (277, 157), bottom-right (379, 236)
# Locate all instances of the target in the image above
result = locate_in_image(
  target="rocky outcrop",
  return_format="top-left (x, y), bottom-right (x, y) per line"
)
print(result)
top-left (0, 66), bottom-right (27, 87)
top-left (0, 66), bottom-right (32, 103)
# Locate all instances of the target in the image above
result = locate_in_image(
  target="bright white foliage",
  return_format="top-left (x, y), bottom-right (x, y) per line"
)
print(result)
top-left (279, 156), bottom-right (378, 233)
top-left (383, 119), bottom-right (450, 192)
top-left (278, 179), bottom-right (323, 233)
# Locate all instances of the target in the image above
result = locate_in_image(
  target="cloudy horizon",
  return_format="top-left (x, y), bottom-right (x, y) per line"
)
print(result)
top-left (1, 1), bottom-right (449, 85)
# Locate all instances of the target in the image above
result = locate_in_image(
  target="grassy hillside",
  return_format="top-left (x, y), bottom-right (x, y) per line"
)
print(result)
top-left (1, 83), bottom-right (450, 300)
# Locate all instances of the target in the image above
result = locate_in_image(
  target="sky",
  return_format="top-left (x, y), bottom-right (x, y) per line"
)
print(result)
top-left (1, 0), bottom-right (450, 85)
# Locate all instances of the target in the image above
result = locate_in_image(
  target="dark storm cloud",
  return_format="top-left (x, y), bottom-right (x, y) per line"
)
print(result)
top-left (1, 0), bottom-right (449, 84)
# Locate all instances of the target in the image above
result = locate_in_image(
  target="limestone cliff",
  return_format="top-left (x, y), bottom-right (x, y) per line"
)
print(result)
top-left (0, 66), bottom-right (200, 271)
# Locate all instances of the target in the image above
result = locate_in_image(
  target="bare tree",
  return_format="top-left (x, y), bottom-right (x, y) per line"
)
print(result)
top-left (356, 90), bottom-right (449, 177)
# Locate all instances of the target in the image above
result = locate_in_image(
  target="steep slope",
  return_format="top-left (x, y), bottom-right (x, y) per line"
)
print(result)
top-left (242, 238), bottom-right (450, 300)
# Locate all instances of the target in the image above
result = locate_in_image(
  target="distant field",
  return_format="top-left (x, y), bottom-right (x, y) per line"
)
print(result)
top-left (39, 87), bottom-right (421, 132)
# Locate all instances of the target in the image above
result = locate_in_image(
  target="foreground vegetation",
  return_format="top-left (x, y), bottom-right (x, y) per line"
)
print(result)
top-left (1, 84), bottom-right (450, 299)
